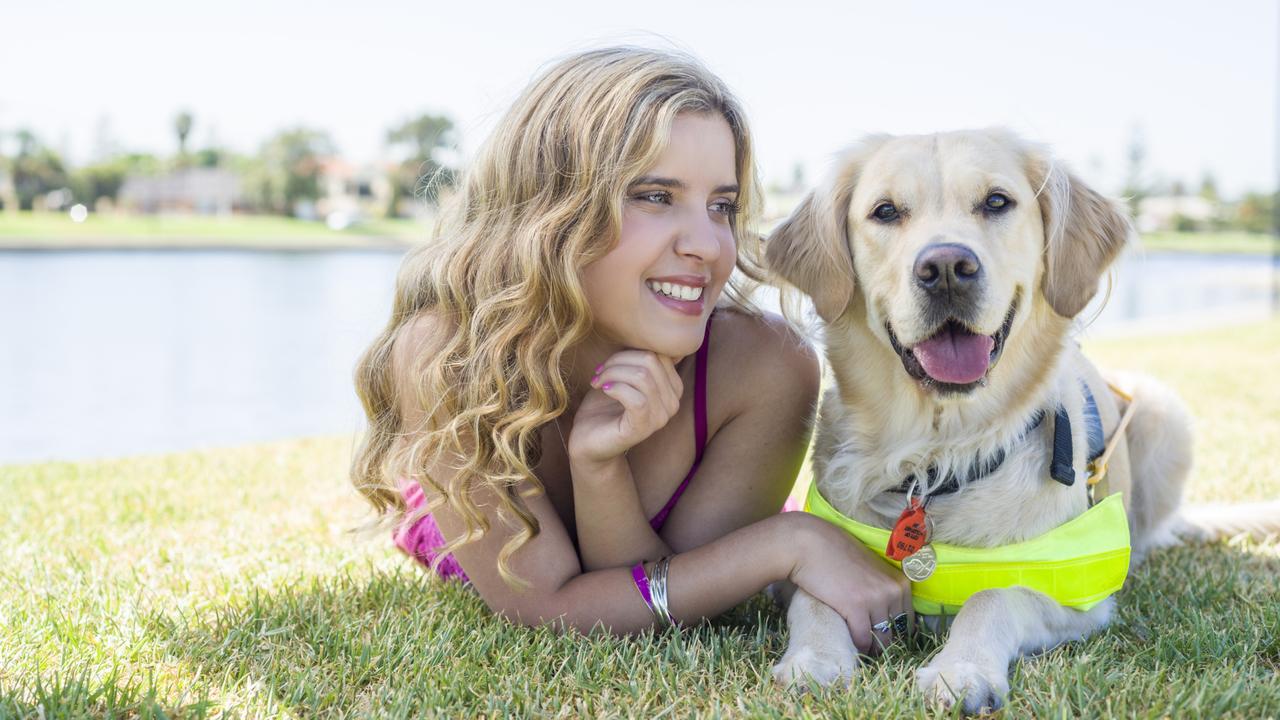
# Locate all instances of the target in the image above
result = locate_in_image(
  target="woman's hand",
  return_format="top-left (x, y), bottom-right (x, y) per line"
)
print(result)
top-left (568, 350), bottom-right (684, 472)
top-left (786, 513), bottom-right (914, 654)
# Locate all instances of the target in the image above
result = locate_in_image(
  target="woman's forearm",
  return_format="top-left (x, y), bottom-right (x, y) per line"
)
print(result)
top-left (571, 456), bottom-right (673, 570)
top-left (521, 511), bottom-right (803, 634)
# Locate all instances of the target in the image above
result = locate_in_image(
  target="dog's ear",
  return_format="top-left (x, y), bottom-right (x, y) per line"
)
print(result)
top-left (765, 143), bottom-right (876, 322)
top-left (1027, 149), bottom-right (1133, 318)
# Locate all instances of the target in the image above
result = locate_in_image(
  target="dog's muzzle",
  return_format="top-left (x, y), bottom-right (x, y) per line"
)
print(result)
top-left (887, 289), bottom-right (1020, 395)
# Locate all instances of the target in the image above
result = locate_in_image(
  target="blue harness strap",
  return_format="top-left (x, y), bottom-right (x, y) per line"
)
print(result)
top-left (1050, 383), bottom-right (1107, 487)
top-left (890, 381), bottom-right (1107, 496)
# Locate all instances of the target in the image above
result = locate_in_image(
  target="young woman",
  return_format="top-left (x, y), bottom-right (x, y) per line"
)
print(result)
top-left (351, 47), bottom-right (910, 651)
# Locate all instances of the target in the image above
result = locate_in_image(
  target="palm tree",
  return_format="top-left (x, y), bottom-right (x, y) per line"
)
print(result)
top-left (175, 111), bottom-right (194, 158)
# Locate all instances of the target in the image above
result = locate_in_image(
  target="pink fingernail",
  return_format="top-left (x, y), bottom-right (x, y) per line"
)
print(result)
top-left (602, 382), bottom-right (613, 391)
top-left (595, 364), bottom-right (604, 373)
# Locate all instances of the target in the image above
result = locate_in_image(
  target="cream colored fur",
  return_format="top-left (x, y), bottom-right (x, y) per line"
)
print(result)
top-left (765, 129), bottom-right (1279, 712)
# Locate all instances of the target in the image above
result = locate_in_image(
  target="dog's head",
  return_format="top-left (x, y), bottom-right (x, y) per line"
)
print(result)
top-left (766, 128), bottom-right (1131, 398)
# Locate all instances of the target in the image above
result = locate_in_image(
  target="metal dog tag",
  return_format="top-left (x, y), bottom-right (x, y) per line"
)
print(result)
top-left (902, 544), bottom-right (937, 582)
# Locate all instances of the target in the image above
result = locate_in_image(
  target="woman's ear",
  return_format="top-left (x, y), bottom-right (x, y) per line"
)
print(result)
top-left (765, 141), bottom-right (879, 322)
top-left (1028, 149), bottom-right (1133, 318)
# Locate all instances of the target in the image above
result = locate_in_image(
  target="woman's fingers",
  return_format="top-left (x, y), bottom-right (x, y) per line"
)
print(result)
top-left (845, 611), bottom-right (874, 656)
top-left (893, 575), bottom-right (915, 636)
top-left (592, 361), bottom-right (679, 417)
top-left (595, 351), bottom-right (682, 409)
top-left (569, 350), bottom-right (688, 465)
top-left (596, 380), bottom-right (650, 421)
top-left (870, 604), bottom-right (895, 654)
top-left (870, 573), bottom-right (912, 650)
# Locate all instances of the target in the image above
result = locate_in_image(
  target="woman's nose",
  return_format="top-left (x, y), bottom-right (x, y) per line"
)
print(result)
top-left (673, 210), bottom-right (723, 262)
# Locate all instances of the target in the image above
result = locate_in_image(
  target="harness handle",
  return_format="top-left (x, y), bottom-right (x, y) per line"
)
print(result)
top-left (1087, 382), bottom-right (1139, 488)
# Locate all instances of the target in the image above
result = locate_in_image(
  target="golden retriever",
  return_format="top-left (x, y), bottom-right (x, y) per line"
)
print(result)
top-left (764, 128), bottom-right (1279, 712)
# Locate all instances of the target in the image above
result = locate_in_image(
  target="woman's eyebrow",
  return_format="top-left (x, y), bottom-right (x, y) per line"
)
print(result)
top-left (629, 176), bottom-right (739, 195)
top-left (630, 176), bottom-right (683, 189)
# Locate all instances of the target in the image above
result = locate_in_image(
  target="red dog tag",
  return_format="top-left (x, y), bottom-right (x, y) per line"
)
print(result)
top-left (886, 498), bottom-right (930, 561)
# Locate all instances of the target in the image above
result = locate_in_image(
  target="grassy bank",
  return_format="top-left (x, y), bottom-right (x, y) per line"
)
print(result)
top-left (1, 321), bottom-right (1278, 717)
top-left (0, 211), bottom-right (427, 249)
top-left (1138, 230), bottom-right (1275, 255)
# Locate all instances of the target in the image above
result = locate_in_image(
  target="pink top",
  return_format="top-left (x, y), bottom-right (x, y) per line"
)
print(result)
top-left (393, 312), bottom-right (716, 581)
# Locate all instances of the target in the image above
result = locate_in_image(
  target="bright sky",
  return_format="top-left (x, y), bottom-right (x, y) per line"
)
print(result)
top-left (3, 0), bottom-right (1275, 197)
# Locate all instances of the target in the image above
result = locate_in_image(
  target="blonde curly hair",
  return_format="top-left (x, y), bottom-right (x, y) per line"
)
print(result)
top-left (351, 46), bottom-right (764, 586)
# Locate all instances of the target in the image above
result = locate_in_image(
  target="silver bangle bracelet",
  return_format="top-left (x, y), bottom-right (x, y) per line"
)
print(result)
top-left (647, 556), bottom-right (674, 628)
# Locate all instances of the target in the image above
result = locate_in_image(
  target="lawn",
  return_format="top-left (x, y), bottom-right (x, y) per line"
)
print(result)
top-left (1, 321), bottom-right (1278, 718)
top-left (1138, 230), bottom-right (1275, 255)
top-left (0, 211), bottom-right (427, 249)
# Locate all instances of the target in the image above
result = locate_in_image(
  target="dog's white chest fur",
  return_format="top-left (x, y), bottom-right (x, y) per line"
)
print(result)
top-left (813, 360), bottom-right (1096, 548)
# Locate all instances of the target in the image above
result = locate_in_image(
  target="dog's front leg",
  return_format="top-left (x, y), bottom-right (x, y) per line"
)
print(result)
top-left (772, 586), bottom-right (859, 690)
top-left (917, 588), bottom-right (1113, 713)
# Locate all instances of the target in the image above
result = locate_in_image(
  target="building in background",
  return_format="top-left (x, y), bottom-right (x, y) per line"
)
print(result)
top-left (119, 167), bottom-right (242, 215)
top-left (315, 158), bottom-right (395, 223)
top-left (1135, 195), bottom-right (1218, 233)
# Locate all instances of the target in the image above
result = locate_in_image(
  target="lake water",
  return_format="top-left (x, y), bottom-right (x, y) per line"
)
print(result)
top-left (0, 248), bottom-right (1275, 465)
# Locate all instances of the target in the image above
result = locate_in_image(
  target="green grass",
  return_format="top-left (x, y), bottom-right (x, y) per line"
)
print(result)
top-left (1138, 231), bottom-right (1276, 255)
top-left (2, 322), bottom-right (1279, 718)
top-left (0, 211), bottom-right (428, 249)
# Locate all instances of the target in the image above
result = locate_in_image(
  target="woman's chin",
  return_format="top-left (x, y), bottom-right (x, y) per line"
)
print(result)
top-left (639, 325), bottom-right (707, 359)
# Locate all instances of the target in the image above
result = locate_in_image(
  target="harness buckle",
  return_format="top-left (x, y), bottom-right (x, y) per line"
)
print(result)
top-left (1087, 460), bottom-right (1108, 487)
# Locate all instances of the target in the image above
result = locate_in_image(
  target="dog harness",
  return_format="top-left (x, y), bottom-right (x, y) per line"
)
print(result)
top-left (888, 383), bottom-right (1107, 497)
top-left (806, 386), bottom-right (1133, 615)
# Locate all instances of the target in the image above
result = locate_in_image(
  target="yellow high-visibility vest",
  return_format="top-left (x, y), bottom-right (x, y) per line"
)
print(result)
top-left (805, 483), bottom-right (1131, 615)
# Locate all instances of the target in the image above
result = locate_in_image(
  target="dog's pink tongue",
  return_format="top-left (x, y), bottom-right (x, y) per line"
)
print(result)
top-left (912, 327), bottom-right (994, 384)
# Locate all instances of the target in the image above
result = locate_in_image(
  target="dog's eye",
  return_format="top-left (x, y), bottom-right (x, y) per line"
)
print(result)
top-left (984, 192), bottom-right (1014, 213)
top-left (872, 202), bottom-right (900, 222)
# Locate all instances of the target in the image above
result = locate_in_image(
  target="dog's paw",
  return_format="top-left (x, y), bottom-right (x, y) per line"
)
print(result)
top-left (917, 658), bottom-right (1008, 714)
top-left (771, 643), bottom-right (859, 692)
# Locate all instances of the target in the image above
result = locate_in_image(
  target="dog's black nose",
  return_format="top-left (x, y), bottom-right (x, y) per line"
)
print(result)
top-left (914, 243), bottom-right (982, 293)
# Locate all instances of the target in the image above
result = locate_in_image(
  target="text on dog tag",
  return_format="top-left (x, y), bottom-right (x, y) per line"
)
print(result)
top-left (887, 498), bottom-right (930, 561)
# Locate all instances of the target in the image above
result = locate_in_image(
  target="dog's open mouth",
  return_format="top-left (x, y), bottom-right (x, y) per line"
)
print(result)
top-left (886, 292), bottom-right (1019, 394)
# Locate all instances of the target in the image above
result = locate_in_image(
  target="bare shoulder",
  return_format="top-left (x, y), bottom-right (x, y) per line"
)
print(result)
top-left (389, 308), bottom-right (458, 433)
top-left (709, 306), bottom-right (821, 418)
top-left (391, 309), bottom-right (454, 372)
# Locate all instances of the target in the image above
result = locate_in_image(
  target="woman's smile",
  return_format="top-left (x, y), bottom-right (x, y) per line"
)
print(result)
top-left (645, 275), bottom-right (708, 316)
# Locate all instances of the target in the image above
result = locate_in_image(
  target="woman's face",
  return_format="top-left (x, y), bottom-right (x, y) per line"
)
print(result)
top-left (582, 112), bottom-right (740, 359)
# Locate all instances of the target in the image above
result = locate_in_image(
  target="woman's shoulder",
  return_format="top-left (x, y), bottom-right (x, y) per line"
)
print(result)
top-left (392, 309), bottom-right (456, 371)
top-left (708, 305), bottom-right (821, 410)
top-left (390, 308), bottom-right (460, 428)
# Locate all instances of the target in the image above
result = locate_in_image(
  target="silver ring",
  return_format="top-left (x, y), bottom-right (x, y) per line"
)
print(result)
top-left (872, 619), bottom-right (892, 634)
top-left (893, 612), bottom-right (910, 635)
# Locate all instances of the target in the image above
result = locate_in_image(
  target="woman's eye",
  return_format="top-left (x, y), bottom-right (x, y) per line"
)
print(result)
top-left (984, 192), bottom-right (1014, 212)
top-left (636, 192), bottom-right (671, 205)
top-left (711, 199), bottom-right (741, 216)
top-left (872, 202), bottom-right (900, 222)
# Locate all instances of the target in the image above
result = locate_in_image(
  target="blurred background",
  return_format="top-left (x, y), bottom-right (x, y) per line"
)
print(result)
top-left (1, 0), bottom-right (1276, 464)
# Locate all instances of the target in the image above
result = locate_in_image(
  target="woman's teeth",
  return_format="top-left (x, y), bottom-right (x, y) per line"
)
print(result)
top-left (647, 281), bottom-right (703, 301)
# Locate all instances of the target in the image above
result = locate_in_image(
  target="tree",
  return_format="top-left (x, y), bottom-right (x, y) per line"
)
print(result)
top-left (70, 154), bottom-right (160, 210)
top-left (247, 127), bottom-right (335, 215)
top-left (10, 129), bottom-right (69, 210)
top-left (193, 147), bottom-right (229, 168)
top-left (1198, 173), bottom-right (1220, 204)
top-left (386, 113), bottom-right (456, 215)
top-left (1235, 192), bottom-right (1275, 234)
top-left (71, 162), bottom-right (126, 210)
top-left (174, 111), bottom-right (194, 160)
top-left (1119, 126), bottom-right (1148, 220)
